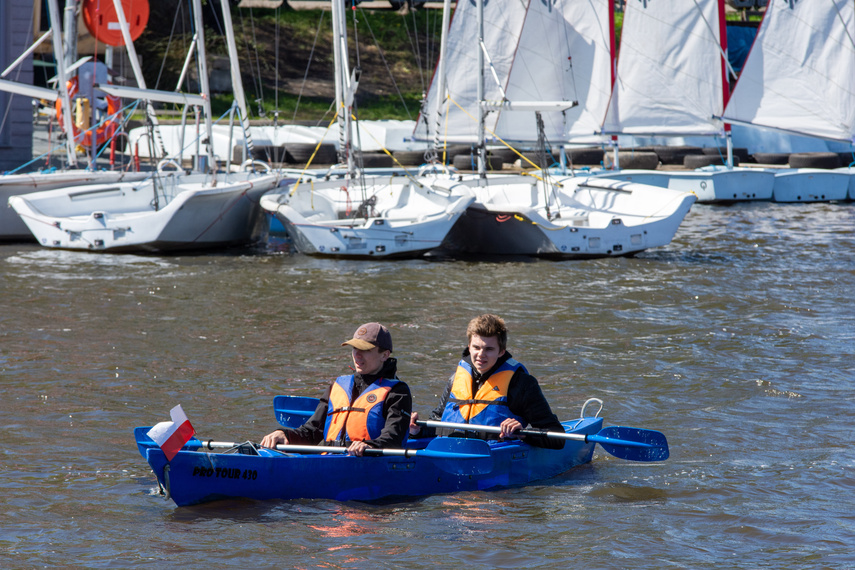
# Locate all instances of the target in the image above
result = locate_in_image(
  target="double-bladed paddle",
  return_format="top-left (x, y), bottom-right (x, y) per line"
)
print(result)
top-left (199, 437), bottom-right (491, 461)
top-left (270, 395), bottom-right (669, 461)
top-left (415, 420), bottom-right (669, 462)
top-left (133, 426), bottom-right (494, 475)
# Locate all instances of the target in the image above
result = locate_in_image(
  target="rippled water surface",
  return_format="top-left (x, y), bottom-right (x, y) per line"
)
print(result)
top-left (2, 202), bottom-right (854, 568)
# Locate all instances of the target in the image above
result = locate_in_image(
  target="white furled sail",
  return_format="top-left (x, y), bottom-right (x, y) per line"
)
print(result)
top-left (417, 0), bottom-right (613, 144)
top-left (602, 0), bottom-right (726, 136)
top-left (722, 0), bottom-right (855, 143)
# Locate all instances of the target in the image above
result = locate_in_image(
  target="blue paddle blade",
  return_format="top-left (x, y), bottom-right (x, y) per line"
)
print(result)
top-left (273, 395), bottom-right (320, 428)
top-left (422, 438), bottom-right (494, 475)
top-left (589, 427), bottom-right (670, 462)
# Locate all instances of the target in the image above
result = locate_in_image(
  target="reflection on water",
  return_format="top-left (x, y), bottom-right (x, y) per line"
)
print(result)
top-left (1, 202), bottom-right (854, 567)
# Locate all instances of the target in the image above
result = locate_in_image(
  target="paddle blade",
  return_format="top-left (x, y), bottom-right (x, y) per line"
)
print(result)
top-left (590, 427), bottom-right (670, 462)
top-left (273, 395), bottom-right (320, 428)
top-left (422, 438), bottom-right (494, 475)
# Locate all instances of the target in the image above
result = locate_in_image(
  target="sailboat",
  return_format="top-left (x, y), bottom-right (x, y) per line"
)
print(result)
top-left (414, 0), bottom-right (695, 258)
top-left (722, 0), bottom-right (853, 202)
top-left (0, 0), bottom-right (148, 241)
top-left (261, 0), bottom-right (474, 259)
top-left (592, 0), bottom-right (775, 203)
top-left (414, 0), bottom-right (613, 151)
top-left (8, 0), bottom-right (282, 252)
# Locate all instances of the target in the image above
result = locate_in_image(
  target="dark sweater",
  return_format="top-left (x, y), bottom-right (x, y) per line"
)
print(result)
top-left (418, 350), bottom-right (565, 449)
top-left (278, 358), bottom-right (412, 449)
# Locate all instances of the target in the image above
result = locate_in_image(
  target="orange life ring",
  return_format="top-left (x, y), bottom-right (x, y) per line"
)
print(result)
top-left (82, 0), bottom-right (150, 48)
top-left (55, 75), bottom-right (122, 148)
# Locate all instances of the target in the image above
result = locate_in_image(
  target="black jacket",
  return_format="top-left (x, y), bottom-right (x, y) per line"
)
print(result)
top-left (419, 350), bottom-right (565, 449)
top-left (278, 358), bottom-right (412, 449)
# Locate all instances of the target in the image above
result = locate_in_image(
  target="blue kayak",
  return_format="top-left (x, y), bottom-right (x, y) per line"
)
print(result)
top-left (134, 397), bottom-right (606, 506)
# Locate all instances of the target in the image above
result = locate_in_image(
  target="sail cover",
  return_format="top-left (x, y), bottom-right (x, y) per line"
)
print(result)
top-left (722, 0), bottom-right (855, 143)
top-left (415, 0), bottom-right (613, 144)
top-left (601, 0), bottom-right (726, 136)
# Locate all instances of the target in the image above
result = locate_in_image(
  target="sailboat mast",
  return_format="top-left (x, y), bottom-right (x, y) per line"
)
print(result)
top-left (48, 0), bottom-right (77, 167)
top-left (109, 0), bottom-right (167, 158)
top-left (331, 0), bottom-right (355, 174)
top-left (608, 0), bottom-right (618, 170)
top-left (717, 0), bottom-right (733, 168)
top-left (191, 0), bottom-right (217, 176)
top-left (219, 0), bottom-right (254, 162)
top-left (62, 0), bottom-right (78, 70)
top-left (432, 0), bottom-right (452, 156)
top-left (476, 0), bottom-right (486, 178)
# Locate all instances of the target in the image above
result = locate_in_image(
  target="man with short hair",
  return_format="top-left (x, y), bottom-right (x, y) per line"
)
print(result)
top-left (261, 323), bottom-right (412, 456)
top-left (409, 314), bottom-right (564, 449)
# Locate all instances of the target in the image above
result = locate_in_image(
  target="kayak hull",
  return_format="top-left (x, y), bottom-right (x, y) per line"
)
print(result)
top-left (139, 417), bottom-right (602, 506)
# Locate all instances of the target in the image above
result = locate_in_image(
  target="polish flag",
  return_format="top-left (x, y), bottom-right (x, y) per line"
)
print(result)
top-left (146, 404), bottom-right (196, 461)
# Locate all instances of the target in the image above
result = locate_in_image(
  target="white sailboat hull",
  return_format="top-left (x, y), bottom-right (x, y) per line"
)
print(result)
top-left (7, 172), bottom-right (282, 252)
top-left (841, 167), bottom-right (855, 201)
top-left (261, 175), bottom-right (475, 258)
top-left (771, 170), bottom-right (851, 203)
top-left (1, 170), bottom-right (148, 240)
top-left (440, 176), bottom-right (696, 258)
top-left (592, 167), bottom-right (775, 203)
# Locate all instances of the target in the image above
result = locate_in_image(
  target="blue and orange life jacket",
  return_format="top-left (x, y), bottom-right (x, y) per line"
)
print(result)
top-left (441, 358), bottom-right (526, 426)
top-left (324, 375), bottom-right (401, 444)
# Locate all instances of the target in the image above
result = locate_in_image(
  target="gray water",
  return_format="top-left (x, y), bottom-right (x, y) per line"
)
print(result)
top-left (1, 201), bottom-right (854, 568)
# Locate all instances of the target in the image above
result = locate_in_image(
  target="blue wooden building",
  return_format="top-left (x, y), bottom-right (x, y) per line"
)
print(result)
top-left (0, 0), bottom-right (35, 172)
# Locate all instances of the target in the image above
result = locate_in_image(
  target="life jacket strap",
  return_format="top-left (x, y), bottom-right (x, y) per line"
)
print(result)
top-left (449, 397), bottom-right (509, 407)
top-left (331, 406), bottom-right (366, 413)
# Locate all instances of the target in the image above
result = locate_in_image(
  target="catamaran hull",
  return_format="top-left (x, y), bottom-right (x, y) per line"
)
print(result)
top-left (1, 170), bottom-right (148, 241)
top-left (8, 173), bottom-right (281, 252)
top-left (140, 418), bottom-right (601, 506)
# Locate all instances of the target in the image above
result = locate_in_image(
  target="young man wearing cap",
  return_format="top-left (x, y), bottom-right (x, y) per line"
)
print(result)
top-left (409, 314), bottom-right (564, 449)
top-left (261, 323), bottom-right (412, 456)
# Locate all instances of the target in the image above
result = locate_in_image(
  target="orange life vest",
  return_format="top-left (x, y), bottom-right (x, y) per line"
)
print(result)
top-left (55, 75), bottom-right (121, 148)
top-left (324, 375), bottom-right (400, 444)
top-left (441, 358), bottom-right (526, 426)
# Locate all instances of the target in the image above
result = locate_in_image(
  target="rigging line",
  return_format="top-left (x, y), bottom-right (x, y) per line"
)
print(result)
top-left (348, 110), bottom-right (421, 185)
top-left (424, 9), bottom-right (433, 95)
top-left (288, 112), bottom-right (341, 197)
top-left (692, 0), bottom-right (736, 79)
top-left (349, 99), bottom-right (369, 204)
top-left (318, 98), bottom-right (336, 127)
top-left (293, 10), bottom-right (327, 123)
top-left (356, 8), bottom-right (413, 120)
top-left (248, 7), bottom-right (266, 113)
top-left (237, 8), bottom-right (263, 115)
top-left (351, 6), bottom-right (361, 71)
top-left (400, 6), bottom-right (424, 93)
top-left (154, 1), bottom-right (186, 91)
top-left (274, 3), bottom-right (280, 115)
top-left (561, 1), bottom-right (579, 104)
top-left (208, 0), bottom-right (225, 36)
top-left (447, 95), bottom-right (544, 180)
